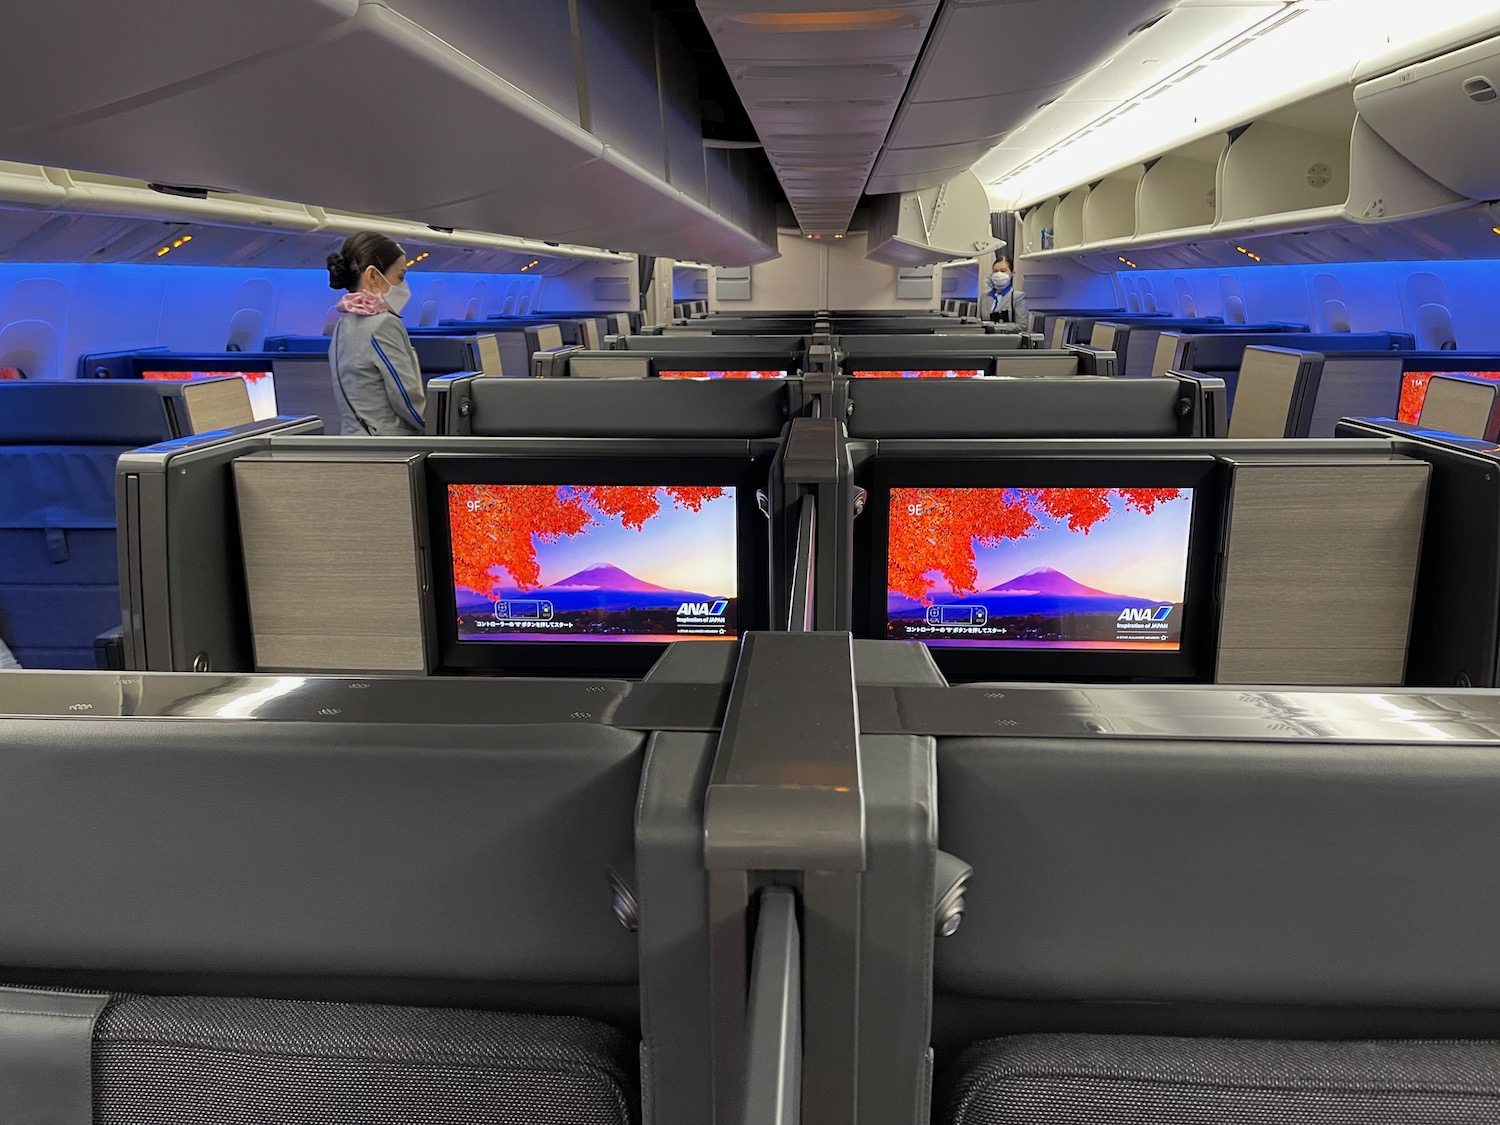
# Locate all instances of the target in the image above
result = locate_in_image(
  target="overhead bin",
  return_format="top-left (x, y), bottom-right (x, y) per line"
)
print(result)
top-left (1355, 33), bottom-right (1500, 201)
top-left (0, 1), bottom-right (777, 265)
top-left (1217, 91), bottom-right (1355, 230)
top-left (1017, 85), bottom-right (1485, 271)
top-left (1053, 189), bottom-right (1087, 251)
top-left (1020, 198), bottom-right (1059, 256)
top-left (865, 171), bottom-right (1003, 267)
top-left (1136, 137), bottom-right (1227, 241)
top-left (1083, 166), bottom-right (1144, 246)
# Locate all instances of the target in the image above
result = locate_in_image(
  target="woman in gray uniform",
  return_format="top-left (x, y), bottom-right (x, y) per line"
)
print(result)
top-left (987, 256), bottom-right (1028, 327)
top-left (327, 232), bottom-right (426, 435)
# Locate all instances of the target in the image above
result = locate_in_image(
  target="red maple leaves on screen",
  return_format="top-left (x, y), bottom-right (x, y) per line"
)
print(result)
top-left (448, 484), bottom-right (725, 595)
top-left (1399, 372), bottom-right (1434, 424)
top-left (889, 487), bottom-right (1182, 603)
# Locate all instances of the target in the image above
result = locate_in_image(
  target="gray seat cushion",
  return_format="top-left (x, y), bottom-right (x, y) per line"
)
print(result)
top-left (93, 993), bottom-right (638, 1125)
top-left (940, 1034), bottom-right (1500, 1125)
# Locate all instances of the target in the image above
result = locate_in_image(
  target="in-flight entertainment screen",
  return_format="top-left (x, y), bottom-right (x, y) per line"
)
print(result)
top-left (885, 486), bottom-right (1195, 650)
top-left (854, 369), bottom-right (985, 379)
top-left (1400, 370), bottom-right (1500, 425)
top-left (142, 370), bottom-right (278, 421)
top-left (447, 484), bottom-right (739, 643)
top-left (657, 370), bottom-right (788, 379)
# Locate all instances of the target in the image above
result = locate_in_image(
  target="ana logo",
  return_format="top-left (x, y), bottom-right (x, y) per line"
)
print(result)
top-left (1119, 605), bottom-right (1174, 623)
top-left (679, 600), bottom-right (729, 616)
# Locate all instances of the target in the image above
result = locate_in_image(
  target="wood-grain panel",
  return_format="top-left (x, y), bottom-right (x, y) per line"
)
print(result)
top-left (1217, 460), bottom-right (1429, 686)
top-left (1226, 348), bottom-right (1300, 439)
top-left (180, 378), bottom-right (253, 434)
top-left (1418, 376), bottom-right (1499, 440)
top-left (1003, 357), bottom-right (1079, 378)
top-left (234, 456), bottom-right (430, 673)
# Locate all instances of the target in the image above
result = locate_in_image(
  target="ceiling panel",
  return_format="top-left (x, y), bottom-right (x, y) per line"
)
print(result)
top-left (1054, 3), bottom-right (1283, 102)
top-left (699, 0), bottom-right (940, 233)
top-left (887, 88), bottom-right (1062, 148)
top-left (0, 0), bottom-right (357, 135)
top-left (870, 0), bottom-right (1190, 197)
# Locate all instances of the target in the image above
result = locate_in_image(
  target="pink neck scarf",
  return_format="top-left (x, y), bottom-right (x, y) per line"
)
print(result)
top-left (336, 290), bottom-right (390, 316)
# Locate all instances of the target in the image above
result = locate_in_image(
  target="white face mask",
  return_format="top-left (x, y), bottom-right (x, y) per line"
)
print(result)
top-left (381, 271), bottom-right (412, 314)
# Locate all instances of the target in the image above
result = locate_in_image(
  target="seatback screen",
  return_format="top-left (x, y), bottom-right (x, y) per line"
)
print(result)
top-left (448, 485), bottom-right (738, 643)
top-left (1399, 370), bottom-right (1500, 425)
top-left (657, 370), bottom-right (787, 379)
top-left (855, 370), bottom-right (984, 379)
top-left (142, 370), bottom-right (277, 421)
top-left (886, 486), bottom-right (1194, 649)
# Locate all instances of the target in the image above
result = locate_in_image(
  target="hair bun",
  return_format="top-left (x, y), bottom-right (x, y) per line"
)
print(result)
top-left (326, 252), bottom-right (354, 290)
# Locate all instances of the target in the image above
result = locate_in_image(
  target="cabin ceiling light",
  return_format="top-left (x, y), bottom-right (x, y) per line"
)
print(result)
top-left (977, 0), bottom-right (1500, 208)
top-left (719, 8), bottom-right (921, 32)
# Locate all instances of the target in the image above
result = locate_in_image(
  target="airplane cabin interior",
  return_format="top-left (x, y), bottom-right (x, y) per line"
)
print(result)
top-left (5, 2), bottom-right (1500, 1123)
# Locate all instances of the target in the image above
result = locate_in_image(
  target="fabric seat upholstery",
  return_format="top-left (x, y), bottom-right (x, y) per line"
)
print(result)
top-left (940, 1034), bottom-right (1500, 1125)
top-left (90, 992), bottom-right (638, 1125)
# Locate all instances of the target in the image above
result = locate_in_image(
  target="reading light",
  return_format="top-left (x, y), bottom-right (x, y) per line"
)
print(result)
top-left (155, 233), bottom-right (194, 257)
top-left (980, 0), bottom-right (1495, 208)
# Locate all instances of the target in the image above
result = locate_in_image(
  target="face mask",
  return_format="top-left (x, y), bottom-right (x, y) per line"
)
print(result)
top-left (381, 271), bottom-right (412, 314)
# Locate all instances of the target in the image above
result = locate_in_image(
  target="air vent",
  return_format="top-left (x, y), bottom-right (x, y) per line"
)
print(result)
top-left (1463, 76), bottom-right (1499, 103)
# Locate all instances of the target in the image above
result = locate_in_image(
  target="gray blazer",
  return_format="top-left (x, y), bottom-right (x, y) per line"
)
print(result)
top-left (329, 310), bottom-right (426, 436)
top-left (988, 281), bottom-right (1029, 327)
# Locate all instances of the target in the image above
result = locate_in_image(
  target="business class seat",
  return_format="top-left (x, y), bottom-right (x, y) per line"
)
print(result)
top-left (930, 717), bottom-right (1500, 1125)
top-left (0, 383), bottom-right (185, 668)
top-left (0, 687), bottom-right (646, 1123)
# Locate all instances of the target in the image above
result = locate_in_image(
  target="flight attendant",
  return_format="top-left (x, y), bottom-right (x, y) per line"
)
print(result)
top-left (327, 232), bottom-right (426, 435)
top-left (987, 257), bottom-right (1028, 327)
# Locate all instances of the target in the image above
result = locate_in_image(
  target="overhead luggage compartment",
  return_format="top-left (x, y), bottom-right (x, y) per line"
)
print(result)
top-left (0, 0), bottom-right (778, 265)
top-left (1015, 87), bottom-right (1488, 272)
top-left (1355, 33), bottom-right (1500, 201)
top-left (864, 171), bottom-right (1002, 267)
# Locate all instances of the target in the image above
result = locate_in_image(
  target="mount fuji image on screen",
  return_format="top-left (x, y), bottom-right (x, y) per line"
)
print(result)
top-left (451, 485), bottom-right (738, 643)
top-left (887, 487), bottom-right (1194, 649)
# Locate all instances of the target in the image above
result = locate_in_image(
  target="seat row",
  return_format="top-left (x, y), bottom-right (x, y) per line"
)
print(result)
top-left (3, 635), bottom-right (1500, 1123)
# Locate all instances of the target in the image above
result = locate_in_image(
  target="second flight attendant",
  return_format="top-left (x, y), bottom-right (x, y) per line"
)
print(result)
top-left (327, 232), bottom-right (426, 435)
